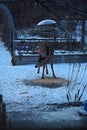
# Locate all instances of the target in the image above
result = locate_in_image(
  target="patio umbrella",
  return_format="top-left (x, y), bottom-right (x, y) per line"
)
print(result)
top-left (37, 19), bottom-right (57, 38)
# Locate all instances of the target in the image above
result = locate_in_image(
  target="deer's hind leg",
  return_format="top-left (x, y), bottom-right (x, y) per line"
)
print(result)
top-left (50, 61), bottom-right (56, 78)
top-left (42, 65), bottom-right (45, 79)
top-left (46, 64), bottom-right (48, 74)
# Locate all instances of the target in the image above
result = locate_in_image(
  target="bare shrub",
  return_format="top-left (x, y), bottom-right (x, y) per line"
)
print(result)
top-left (66, 63), bottom-right (87, 104)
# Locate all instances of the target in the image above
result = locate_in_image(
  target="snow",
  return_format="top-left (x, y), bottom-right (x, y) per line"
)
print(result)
top-left (17, 35), bottom-right (43, 40)
top-left (37, 19), bottom-right (57, 26)
top-left (54, 50), bottom-right (87, 55)
top-left (0, 39), bottom-right (87, 122)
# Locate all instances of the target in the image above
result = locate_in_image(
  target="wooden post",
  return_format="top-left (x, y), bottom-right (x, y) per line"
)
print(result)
top-left (0, 95), bottom-right (2, 103)
top-left (81, 15), bottom-right (85, 50)
top-left (0, 95), bottom-right (6, 129)
top-left (1, 103), bottom-right (6, 128)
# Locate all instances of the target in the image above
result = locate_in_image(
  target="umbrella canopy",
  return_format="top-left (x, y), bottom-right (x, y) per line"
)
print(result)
top-left (37, 19), bottom-right (57, 26)
top-left (33, 19), bottom-right (58, 38)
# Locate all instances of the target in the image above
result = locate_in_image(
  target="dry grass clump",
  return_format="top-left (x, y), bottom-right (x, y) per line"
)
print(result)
top-left (24, 77), bottom-right (67, 88)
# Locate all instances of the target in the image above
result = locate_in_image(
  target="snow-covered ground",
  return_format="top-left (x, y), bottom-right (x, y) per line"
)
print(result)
top-left (0, 39), bottom-right (87, 123)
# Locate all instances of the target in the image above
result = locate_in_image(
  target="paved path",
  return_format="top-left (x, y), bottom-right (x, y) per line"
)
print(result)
top-left (6, 110), bottom-right (87, 130)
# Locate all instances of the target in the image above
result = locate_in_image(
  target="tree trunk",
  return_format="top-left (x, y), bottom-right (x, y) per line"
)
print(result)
top-left (81, 16), bottom-right (85, 50)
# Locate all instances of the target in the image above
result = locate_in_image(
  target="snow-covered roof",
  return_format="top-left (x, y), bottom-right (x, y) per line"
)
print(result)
top-left (37, 19), bottom-right (57, 26)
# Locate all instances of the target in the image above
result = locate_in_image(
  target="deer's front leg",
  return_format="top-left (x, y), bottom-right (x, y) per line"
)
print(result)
top-left (42, 65), bottom-right (45, 79)
top-left (37, 67), bottom-right (40, 73)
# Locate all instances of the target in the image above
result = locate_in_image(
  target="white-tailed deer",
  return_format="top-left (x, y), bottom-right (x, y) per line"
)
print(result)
top-left (35, 42), bottom-right (56, 79)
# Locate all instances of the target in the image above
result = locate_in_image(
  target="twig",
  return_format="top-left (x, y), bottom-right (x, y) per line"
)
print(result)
top-left (78, 85), bottom-right (87, 102)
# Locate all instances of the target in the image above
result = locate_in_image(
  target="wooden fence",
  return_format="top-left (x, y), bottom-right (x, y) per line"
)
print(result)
top-left (11, 38), bottom-right (82, 65)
